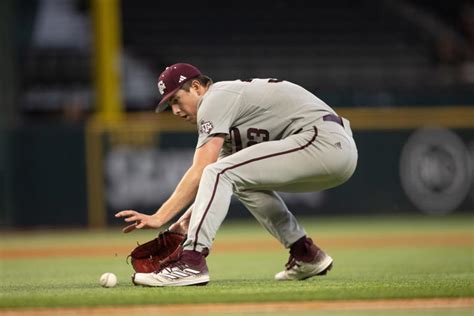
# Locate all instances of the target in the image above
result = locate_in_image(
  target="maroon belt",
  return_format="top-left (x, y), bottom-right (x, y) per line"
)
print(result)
top-left (323, 114), bottom-right (344, 127)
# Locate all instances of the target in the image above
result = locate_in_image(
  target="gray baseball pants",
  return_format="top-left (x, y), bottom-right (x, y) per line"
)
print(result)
top-left (183, 118), bottom-right (357, 252)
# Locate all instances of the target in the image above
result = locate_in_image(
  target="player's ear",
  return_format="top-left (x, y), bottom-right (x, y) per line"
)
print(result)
top-left (190, 80), bottom-right (201, 95)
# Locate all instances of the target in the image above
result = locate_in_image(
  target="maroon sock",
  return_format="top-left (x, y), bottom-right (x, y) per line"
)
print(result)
top-left (289, 236), bottom-right (319, 262)
top-left (181, 248), bottom-right (209, 269)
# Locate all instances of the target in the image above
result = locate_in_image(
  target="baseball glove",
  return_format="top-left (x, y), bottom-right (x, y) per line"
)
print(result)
top-left (129, 230), bottom-right (186, 273)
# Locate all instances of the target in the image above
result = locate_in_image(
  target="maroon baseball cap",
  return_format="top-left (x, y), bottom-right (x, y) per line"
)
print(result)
top-left (155, 63), bottom-right (202, 113)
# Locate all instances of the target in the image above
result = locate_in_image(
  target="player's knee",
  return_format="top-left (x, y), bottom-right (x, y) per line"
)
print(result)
top-left (203, 162), bottom-right (239, 186)
top-left (202, 162), bottom-right (224, 178)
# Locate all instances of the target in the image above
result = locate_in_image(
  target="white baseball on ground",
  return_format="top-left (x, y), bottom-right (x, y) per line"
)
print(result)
top-left (99, 272), bottom-right (118, 288)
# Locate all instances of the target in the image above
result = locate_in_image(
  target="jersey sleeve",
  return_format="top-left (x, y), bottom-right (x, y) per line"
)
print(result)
top-left (196, 89), bottom-right (241, 148)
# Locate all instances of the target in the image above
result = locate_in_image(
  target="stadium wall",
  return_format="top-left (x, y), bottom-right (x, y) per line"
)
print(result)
top-left (1, 107), bottom-right (473, 228)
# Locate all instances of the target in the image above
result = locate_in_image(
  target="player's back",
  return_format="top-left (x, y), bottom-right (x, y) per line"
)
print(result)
top-left (236, 78), bottom-right (333, 113)
top-left (207, 79), bottom-right (336, 137)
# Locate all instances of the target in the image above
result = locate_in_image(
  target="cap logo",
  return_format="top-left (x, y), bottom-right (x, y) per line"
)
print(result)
top-left (178, 75), bottom-right (187, 83)
top-left (158, 80), bottom-right (166, 95)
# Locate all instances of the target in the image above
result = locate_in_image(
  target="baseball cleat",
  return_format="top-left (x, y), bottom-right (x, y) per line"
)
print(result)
top-left (275, 236), bottom-right (333, 281)
top-left (274, 250), bottom-right (333, 281)
top-left (132, 249), bottom-right (209, 287)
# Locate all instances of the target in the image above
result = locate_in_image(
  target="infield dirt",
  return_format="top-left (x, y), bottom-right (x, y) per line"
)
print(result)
top-left (2, 298), bottom-right (473, 315)
top-left (1, 232), bottom-right (472, 259)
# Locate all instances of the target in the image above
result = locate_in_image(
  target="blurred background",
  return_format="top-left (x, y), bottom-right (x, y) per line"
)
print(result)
top-left (0, 0), bottom-right (473, 229)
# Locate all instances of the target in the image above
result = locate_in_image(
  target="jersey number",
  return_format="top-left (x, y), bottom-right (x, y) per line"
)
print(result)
top-left (230, 127), bottom-right (269, 152)
top-left (231, 78), bottom-right (276, 152)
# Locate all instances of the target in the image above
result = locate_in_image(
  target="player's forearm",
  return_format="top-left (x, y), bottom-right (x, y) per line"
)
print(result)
top-left (151, 136), bottom-right (223, 229)
top-left (151, 166), bottom-right (203, 227)
top-left (168, 204), bottom-right (193, 234)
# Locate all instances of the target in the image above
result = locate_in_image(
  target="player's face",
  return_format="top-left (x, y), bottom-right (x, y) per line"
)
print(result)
top-left (169, 88), bottom-right (200, 124)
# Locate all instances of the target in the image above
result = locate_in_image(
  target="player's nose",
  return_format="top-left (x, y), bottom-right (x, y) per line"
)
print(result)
top-left (171, 104), bottom-right (180, 115)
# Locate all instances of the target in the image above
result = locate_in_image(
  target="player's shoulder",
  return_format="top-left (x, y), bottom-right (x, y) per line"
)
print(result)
top-left (209, 79), bottom-right (294, 93)
top-left (202, 81), bottom-right (245, 103)
top-left (198, 81), bottom-right (243, 112)
top-left (209, 80), bottom-right (245, 94)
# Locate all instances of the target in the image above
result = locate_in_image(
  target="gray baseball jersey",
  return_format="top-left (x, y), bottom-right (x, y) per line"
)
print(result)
top-left (184, 78), bottom-right (358, 253)
top-left (196, 79), bottom-right (336, 155)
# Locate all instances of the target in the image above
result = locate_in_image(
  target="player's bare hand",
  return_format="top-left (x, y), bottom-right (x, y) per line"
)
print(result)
top-left (115, 210), bottom-right (161, 233)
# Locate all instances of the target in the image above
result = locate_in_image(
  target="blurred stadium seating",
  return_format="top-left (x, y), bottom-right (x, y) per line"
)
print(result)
top-left (16, 0), bottom-right (474, 116)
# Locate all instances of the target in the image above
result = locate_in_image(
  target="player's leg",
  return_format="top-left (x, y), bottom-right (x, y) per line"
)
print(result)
top-left (235, 189), bottom-right (333, 280)
top-left (233, 189), bottom-right (306, 248)
top-left (185, 124), bottom-right (357, 253)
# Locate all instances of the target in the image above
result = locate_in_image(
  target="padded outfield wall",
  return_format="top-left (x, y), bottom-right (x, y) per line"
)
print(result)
top-left (1, 106), bottom-right (473, 228)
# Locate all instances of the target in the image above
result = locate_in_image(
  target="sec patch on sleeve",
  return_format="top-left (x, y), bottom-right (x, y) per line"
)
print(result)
top-left (199, 120), bottom-right (214, 134)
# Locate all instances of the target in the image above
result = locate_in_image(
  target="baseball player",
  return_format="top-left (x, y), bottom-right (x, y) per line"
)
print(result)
top-left (116, 63), bottom-right (358, 286)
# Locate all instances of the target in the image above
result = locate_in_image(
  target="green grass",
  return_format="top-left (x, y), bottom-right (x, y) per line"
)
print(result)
top-left (0, 215), bottom-right (473, 311)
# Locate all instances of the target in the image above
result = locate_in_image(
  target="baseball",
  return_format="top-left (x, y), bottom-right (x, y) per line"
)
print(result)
top-left (99, 272), bottom-right (117, 288)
